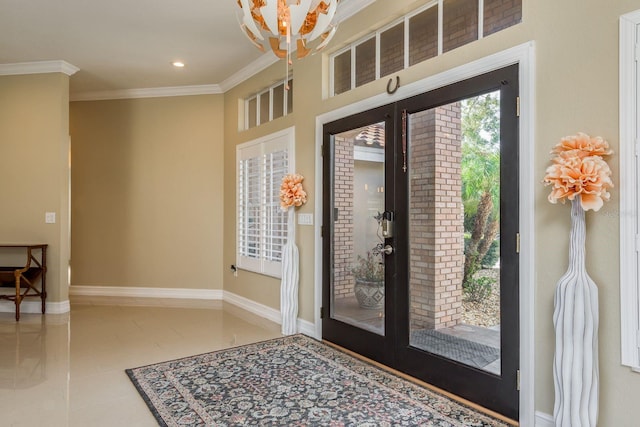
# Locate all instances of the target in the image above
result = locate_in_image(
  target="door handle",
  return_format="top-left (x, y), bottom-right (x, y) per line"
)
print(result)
top-left (382, 245), bottom-right (394, 255)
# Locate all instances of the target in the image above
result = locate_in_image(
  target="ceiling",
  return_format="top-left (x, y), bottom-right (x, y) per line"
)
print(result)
top-left (0, 0), bottom-right (372, 99)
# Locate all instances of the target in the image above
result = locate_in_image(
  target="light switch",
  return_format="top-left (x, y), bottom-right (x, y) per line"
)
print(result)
top-left (298, 213), bottom-right (313, 226)
top-left (45, 212), bottom-right (56, 224)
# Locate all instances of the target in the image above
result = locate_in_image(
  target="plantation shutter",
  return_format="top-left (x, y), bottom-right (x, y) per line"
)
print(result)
top-left (237, 132), bottom-right (291, 278)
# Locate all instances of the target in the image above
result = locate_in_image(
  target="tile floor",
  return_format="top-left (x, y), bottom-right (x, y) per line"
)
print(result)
top-left (0, 299), bottom-right (282, 426)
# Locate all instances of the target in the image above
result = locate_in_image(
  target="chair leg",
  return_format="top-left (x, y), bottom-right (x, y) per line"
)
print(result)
top-left (15, 277), bottom-right (21, 321)
top-left (41, 277), bottom-right (46, 314)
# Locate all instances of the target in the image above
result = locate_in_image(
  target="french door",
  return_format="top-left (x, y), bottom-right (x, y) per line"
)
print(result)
top-left (322, 65), bottom-right (520, 419)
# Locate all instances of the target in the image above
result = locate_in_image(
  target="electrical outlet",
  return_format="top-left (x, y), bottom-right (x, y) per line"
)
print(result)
top-left (45, 212), bottom-right (56, 224)
top-left (298, 213), bottom-right (313, 225)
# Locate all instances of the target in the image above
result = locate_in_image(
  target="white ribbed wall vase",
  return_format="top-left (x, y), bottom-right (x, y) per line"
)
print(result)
top-left (552, 196), bottom-right (599, 427)
top-left (280, 210), bottom-right (299, 335)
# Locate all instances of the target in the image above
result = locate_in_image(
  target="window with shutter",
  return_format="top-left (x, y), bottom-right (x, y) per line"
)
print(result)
top-left (237, 128), bottom-right (294, 278)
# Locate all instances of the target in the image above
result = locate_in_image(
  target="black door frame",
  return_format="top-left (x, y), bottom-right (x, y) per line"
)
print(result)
top-left (393, 64), bottom-right (520, 419)
top-left (321, 103), bottom-right (397, 367)
top-left (321, 64), bottom-right (520, 420)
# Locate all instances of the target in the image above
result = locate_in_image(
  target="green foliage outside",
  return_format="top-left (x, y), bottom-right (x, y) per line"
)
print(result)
top-left (461, 92), bottom-right (500, 223)
top-left (481, 239), bottom-right (499, 269)
top-left (463, 276), bottom-right (494, 303)
top-left (464, 236), bottom-right (499, 269)
top-left (352, 251), bottom-right (384, 282)
top-left (461, 92), bottom-right (500, 300)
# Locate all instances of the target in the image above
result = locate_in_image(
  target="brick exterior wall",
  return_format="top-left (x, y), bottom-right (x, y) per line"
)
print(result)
top-left (329, 107), bottom-right (464, 329)
top-left (409, 103), bottom-right (464, 330)
top-left (333, 1), bottom-right (521, 95)
top-left (333, 51), bottom-right (351, 95)
top-left (356, 38), bottom-right (376, 87)
top-left (380, 23), bottom-right (404, 78)
top-left (443, 0), bottom-right (479, 53)
top-left (409, 6), bottom-right (438, 66)
top-left (483, 0), bottom-right (522, 36)
top-left (332, 135), bottom-right (355, 299)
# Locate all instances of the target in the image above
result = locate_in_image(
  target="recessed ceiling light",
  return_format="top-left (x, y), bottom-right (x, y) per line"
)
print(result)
top-left (172, 61), bottom-right (185, 68)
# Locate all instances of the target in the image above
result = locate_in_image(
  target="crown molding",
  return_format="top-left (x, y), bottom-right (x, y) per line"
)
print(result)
top-left (70, 84), bottom-right (223, 101)
top-left (68, 0), bottom-right (376, 98)
top-left (219, 53), bottom-right (279, 92)
top-left (0, 60), bottom-right (79, 76)
top-left (336, 0), bottom-right (376, 22)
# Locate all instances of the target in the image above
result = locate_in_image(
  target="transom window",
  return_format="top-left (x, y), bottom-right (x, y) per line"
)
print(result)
top-left (330, 0), bottom-right (522, 96)
top-left (244, 78), bottom-right (294, 130)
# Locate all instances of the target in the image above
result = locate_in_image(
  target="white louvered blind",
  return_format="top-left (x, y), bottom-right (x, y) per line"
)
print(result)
top-left (237, 130), bottom-right (292, 278)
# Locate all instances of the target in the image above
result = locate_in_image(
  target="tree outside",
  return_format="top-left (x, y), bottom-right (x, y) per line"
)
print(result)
top-left (461, 91), bottom-right (500, 306)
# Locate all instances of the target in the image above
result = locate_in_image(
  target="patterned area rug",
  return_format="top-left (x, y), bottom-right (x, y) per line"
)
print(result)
top-left (126, 334), bottom-right (511, 426)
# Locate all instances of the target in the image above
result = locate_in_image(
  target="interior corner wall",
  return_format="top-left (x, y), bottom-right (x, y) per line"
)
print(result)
top-left (222, 63), bottom-right (298, 312)
top-left (69, 95), bottom-right (224, 291)
top-left (0, 73), bottom-right (71, 304)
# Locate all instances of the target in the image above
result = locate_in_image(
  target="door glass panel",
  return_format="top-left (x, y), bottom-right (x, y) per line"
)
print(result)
top-left (408, 91), bottom-right (501, 375)
top-left (330, 122), bottom-right (386, 335)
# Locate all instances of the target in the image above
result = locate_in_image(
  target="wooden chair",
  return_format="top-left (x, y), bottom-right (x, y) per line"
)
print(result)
top-left (0, 244), bottom-right (47, 321)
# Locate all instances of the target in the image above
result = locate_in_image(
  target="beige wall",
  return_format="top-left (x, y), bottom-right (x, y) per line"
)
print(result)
top-left (3, 0), bottom-right (638, 423)
top-left (69, 95), bottom-right (224, 290)
top-left (0, 73), bottom-right (71, 304)
top-left (222, 0), bottom-right (640, 424)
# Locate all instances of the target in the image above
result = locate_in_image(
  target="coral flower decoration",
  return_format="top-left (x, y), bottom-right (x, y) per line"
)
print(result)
top-left (551, 132), bottom-right (612, 158)
top-left (280, 173), bottom-right (307, 210)
top-left (543, 132), bottom-right (613, 212)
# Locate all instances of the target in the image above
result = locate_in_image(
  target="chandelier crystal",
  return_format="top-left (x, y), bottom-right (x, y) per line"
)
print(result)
top-left (236, 0), bottom-right (340, 62)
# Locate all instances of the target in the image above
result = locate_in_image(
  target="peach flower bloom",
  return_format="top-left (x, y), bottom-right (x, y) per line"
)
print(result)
top-left (544, 133), bottom-right (613, 212)
top-left (280, 173), bottom-right (307, 210)
top-left (551, 132), bottom-right (612, 158)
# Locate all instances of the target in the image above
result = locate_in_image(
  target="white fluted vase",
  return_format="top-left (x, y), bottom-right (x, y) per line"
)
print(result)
top-left (280, 209), bottom-right (299, 335)
top-left (552, 196), bottom-right (599, 427)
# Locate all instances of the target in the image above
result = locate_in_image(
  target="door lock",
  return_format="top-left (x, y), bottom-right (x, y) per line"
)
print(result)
top-left (381, 211), bottom-right (394, 238)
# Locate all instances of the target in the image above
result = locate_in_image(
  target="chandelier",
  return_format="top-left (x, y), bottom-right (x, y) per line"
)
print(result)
top-left (236, 0), bottom-right (340, 64)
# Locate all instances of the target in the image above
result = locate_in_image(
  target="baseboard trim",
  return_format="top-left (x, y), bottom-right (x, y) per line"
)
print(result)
top-left (535, 411), bottom-right (553, 426)
top-left (69, 286), bottom-right (313, 334)
top-left (0, 286), bottom-right (312, 335)
top-left (0, 299), bottom-right (70, 315)
top-left (223, 291), bottom-right (281, 324)
top-left (222, 290), bottom-right (315, 335)
top-left (70, 285), bottom-right (223, 300)
top-left (297, 318), bottom-right (315, 336)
